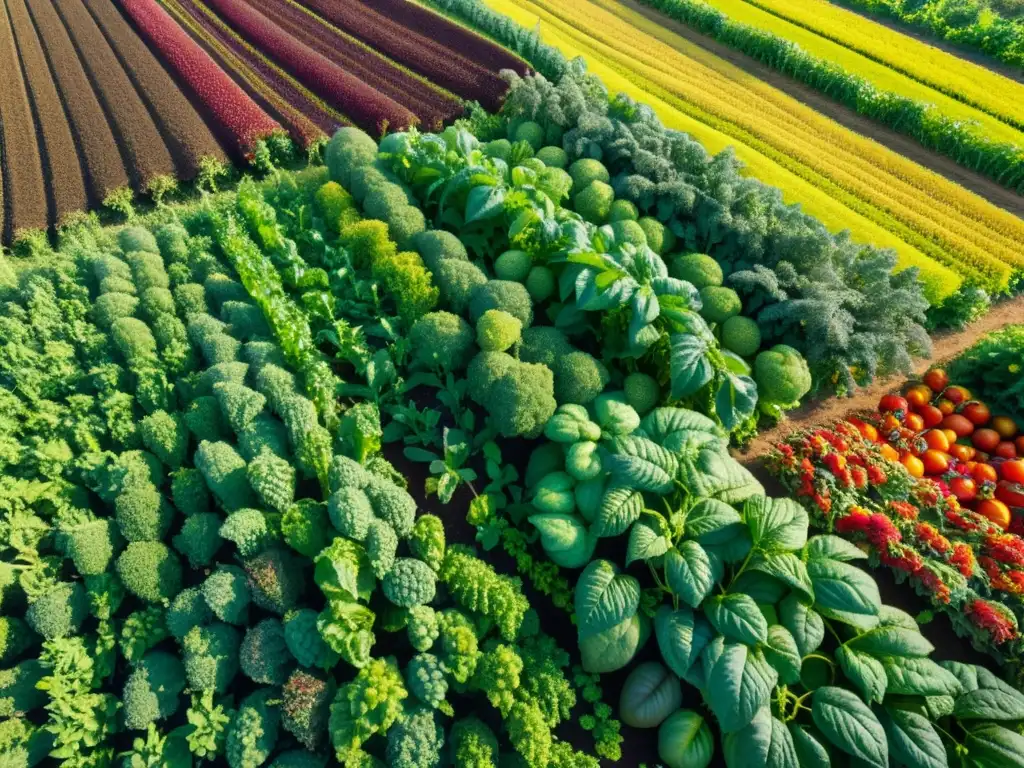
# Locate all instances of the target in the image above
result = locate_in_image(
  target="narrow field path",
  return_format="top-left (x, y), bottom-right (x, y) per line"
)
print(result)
top-left (51, 0), bottom-right (174, 190)
top-left (7, 0), bottom-right (88, 227)
top-left (0, 0), bottom-right (47, 239)
top-left (26, 0), bottom-right (128, 202)
top-left (83, 0), bottom-right (226, 180)
top-left (739, 295), bottom-right (1024, 463)
top-left (621, 0), bottom-right (1024, 217)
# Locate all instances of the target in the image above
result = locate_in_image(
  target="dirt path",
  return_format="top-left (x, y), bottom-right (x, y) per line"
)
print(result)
top-left (622, 0), bottom-right (1024, 217)
top-left (738, 294), bottom-right (1024, 464)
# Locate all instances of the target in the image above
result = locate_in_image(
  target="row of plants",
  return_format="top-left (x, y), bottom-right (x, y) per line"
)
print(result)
top-left (637, 0), bottom-right (1024, 194)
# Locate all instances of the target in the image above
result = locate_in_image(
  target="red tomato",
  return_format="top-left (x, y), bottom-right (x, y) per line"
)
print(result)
top-left (902, 454), bottom-right (925, 478)
top-left (937, 399), bottom-right (956, 416)
top-left (949, 443), bottom-right (976, 462)
top-left (905, 386), bottom-right (931, 409)
top-left (1017, 436), bottom-right (1024, 455)
top-left (992, 416), bottom-right (1018, 440)
top-left (922, 450), bottom-right (950, 475)
top-left (880, 443), bottom-right (900, 462)
top-left (943, 428), bottom-right (959, 444)
top-left (950, 477), bottom-right (978, 503)
top-left (943, 386), bottom-right (971, 405)
top-left (996, 481), bottom-right (1024, 509)
top-left (972, 428), bottom-right (1001, 453)
top-left (923, 429), bottom-right (950, 452)
top-left (978, 499), bottom-right (1012, 530)
top-left (972, 463), bottom-right (999, 485)
top-left (995, 442), bottom-right (1018, 460)
top-left (905, 413), bottom-right (925, 432)
top-left (1002, 460), bottom-right (1024, 484)
top-left (960, 401), bottom-right (991, 426)
top-left (923, 368), bottom-right (949, 393)
top-left (879, 394), bottom-right (909, 416)
top-left (942, 414), bottom-right (975, 438)
top-left (918, 405), bottom-right (944, 428)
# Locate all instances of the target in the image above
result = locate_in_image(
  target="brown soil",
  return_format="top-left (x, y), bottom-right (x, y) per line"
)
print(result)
top-left (26, 0), bottom-right (129, 205)
top-left (82, 0), bottom-right (227, 181)
top-left (622, 0), bottom-right (1024, 217)
top-left (0, 0), bottom-right (48, 240)
top-left (738, 294), bottom-right (1024, 465)
top-left (7, 0), bottom-right (88, 228)
top-left (51, 0), bottom-right (174, 190)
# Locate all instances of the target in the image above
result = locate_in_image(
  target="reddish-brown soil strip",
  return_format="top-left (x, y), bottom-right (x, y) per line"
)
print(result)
top-left (0, 0), bottom-right (48, 240)
top-left (6, 0), bottom-right (87, 226)
top-left (50, 0), bottom-right (174, 189)
top-left (204, 0), bottom-right (415, 134)
top-left (256, 0), bottom-right (462, 130)
top-left (360, 0), bottom-right (530, 76)
top-left (165, 0), bottom-right (337, 146)
top-left (119, 0), bottom-right (280, 156)
top-left (82, 0), bottom-right (227, 180)
top-left (25, 0), bottom-right (129, 202)
top-left (306, 0), bottom-right (511, 112)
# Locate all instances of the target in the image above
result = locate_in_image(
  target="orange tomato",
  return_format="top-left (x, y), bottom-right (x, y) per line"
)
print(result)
top-left (978, 499), bottom-right (1012, 530)
top-left (992, 415), bottom-right (1018, 439)
top-left (972, 428), bottom-right (1001, 453)
top-left (846, 417), bottom-right (879, 442)
top-left (950, 476), bottom-right (978, 503)
top-left (949, 443), bottom-right (976, 462)
top-left (942, 414), bottom-right (974, 438)
top-left (996, 481), bottom-right (1024, 509)
top-left (905, 386), bottom-right (931, 409)
top-left (904, 413), bottom-right (925, 432)
top-left (937, 399), bottom-right (956, 416)
top-left (943, 386), bottom-right (971, 405)
top-left (902, 454), bottom-right (925, 478)
top-left (880, 443), bottom-right (900, 462)
top-left (995, 442), bottom-right (1018, 460)
top-left (922, 429), bottom-right (950, 452)
top-left (1002, 460), bottom-right (1024, 484)
top-left (971, 463), bottom-right (999, 485)
top-left (922, 450), bottom-right (950, 475)
top-left (923, 368), bottom-right (949, 393)
top-left (943, 428), bottom-right (959, 444)
top-left (961, 401), bottom-right (991, 426)
top-left (918, 405), bottom-right (944, 428)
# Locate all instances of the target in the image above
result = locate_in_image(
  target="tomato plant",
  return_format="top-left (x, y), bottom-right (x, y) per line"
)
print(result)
top-left (936, 399), bottom-right (956, 416)
top-left (921, 449), bottom-right (950, 475)
top-left (905, 412), bottom-right (925, 432)
top-left (949, 443), bottom-right (975, 462)
top-left (905, 385), bottom-right (931, 409)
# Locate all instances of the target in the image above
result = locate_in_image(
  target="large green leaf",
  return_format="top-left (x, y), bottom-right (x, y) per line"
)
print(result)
top-left (716, 373), bottom-right (759, 433)
top-left (846, 626), bottom-right (933, 659)
top-left (670, 333), bottom-right (714, 399)
top-left (706, 594), bottom-right (768, 645)
top-left (743, 496), bottom-right (808, 553)
top-left (605, 435), bottom-right (678, 494)
top-left (955, 686), bottom-right (1024, 722)
top-left (834, 646), bottom-right (887, 704)
top-left (529, 513), bottom-right (597, 569)
top-left (655, 604), bottom-right (713, 680)
top-left (579, 614), bottom-right (648, 674)
top-left (808, 559), bottom-right (880, 617)
top-left (878, 708), bottom-right (946, 768)
top-left (750, 552), bottom-right (814, 602)
top-left (707, 643), bottom-right (777, 733)
top-left (882, 657), bottom-right (963, 697)
top-left (574, 560), bottom-right (641, 639)
top-left (789, 725), bottom-right (830, 767)
top-left (779, 594), bottom-right (825, 657)
top-left (464, 184), bottom-right (505, 223)
top-left (592, 486), bottom-right (644, 538)
top-left (679, 448), bottom-right (764, 505)
top-left (964, 724), bottom-right (1024, 768)
top-left (723, 707), bottom-right (800, 768)
top-left (732, 571), bottom-right (789, 605)
top-left (639, 407), bottom-right (724, 453)
top-left (684, 498), bottom-right (742, 539)
top-left (811, 687), bottom-right (888, 768)
top-left (763, 625), bottom-right (802, 686)
top-left (806, 535), bottom-right (868, 562)
top-left (665, 541), bottom-right (718, 608)
top-left (626, 517), bottom-right (671, 566)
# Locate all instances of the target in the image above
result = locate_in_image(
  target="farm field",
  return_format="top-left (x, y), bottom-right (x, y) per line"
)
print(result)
top-left (5, 0), bottom-right (1024, 767)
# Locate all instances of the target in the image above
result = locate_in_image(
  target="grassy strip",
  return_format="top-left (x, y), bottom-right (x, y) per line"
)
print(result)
top-left (164, 0), bottom-right (335, 147)
top-left (82, 0), bottom-right (227, 181)
top-left (638, 0), bottom-right (1024, 193)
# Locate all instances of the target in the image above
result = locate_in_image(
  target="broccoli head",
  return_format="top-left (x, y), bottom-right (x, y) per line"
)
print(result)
top-left (247, 449), bottom-right (295, 514)
top-left (483, 138), bottom-right (511, 160)
top-left (364, 475), bottom-right (417, 538)
top-left (283, 609), bottom-right (339, 670)
top-left (195, 441), bottom-right (257, 512)
top-left (171, 467), bottom-right (210, 516)
top-left (574, 181), bottom-right (614, 224)
top-left (325, 127), bottom-right (378, 187)
top-left (238, 414), bottom-right (290, 462)
top-left (172, 512), bottom-right (223, 568)
top-left (535, 145), bottom-right (568, 169)
top-left (281, 499), bottom-right (331, 558)
top-left (637, 217), bottom-right (675, 254)
top-left (65, 519), bottom-right (117, 576)
top-left (525, 266), bottom-right (556, 303)
top-left (623, 372), bottom-right (660, 416)
top-left (184, 397), bottom-right (226, 444)
top-left (201, 566), bottom-right (251, 625)
top-left (405, 653), bottom-right (448, 711)
top-left (489, 361), bottom-right (557, 439)
top-left (182, 623), bottom-right (240, 693)
top-left (0, 660), bottom-right (46, 717)
top-left (328, 486), bottom-right (374, 542)
top-left (139, 410), bottom-right (188, 469)
top-left (434, 258), bottom-right (488, 315)
top-left (608, 199), bottom-right (639, 222)
top-left (382, 558), bottom-right (437, 608)
top-left (365, 519), bottom-right (398, 579)
top-left (721, 315), bottom-right (762, 358)
top-left (226, 689), bottom-right (281, 768)
top-left (282, 669), bottom-right (335, 751)
top-left (410, 230), bottom-right (468, 273)
top-left (467, 351), bottom-right (518, 405)
top-left (117, 542), bottom-right (182, 603)
top-left (240, 618), bottom-right (292, 685)
top-left (122, 651), bottom-right (185, 730)
top-left (552, 351), bottom-right (608, 405)
top-left (406, 606), bottom-right (440, 653)
top-left (450, 717), bottom-right (499, 766)
top-left (386, 706), bottom-right (444, 768)
top-left (0, 618), bottom-right (33, 664)
top-left (476, 309), bottom-right (522, 353)
top-left (25, 582), bottom-right (88, 641)
top-left (166, 587), bottom-right (212, 640)
top-left (245, 548), bottom-right (305, 615)
top-left (409, 515), bottom-right (445, 572)
top-left (610, 220), bottom-right (647, 249)
top-left (220, 508), bottom-right (271, 558)
top-left (754, 345), bottom-right (812, 417)
top-left (519, 326), bottom-right (574, 368)
top-left (329, 455), bottom-right (371, 492)
top-left (214, 382), bottom-right (267, 435)
top-left (513, 120), bottom-right (545, 150)
top-left (669, 252), bottom-right (723, 290)
top-left (698, 286), bottom-right (742, 324)
top-left (567, 158), bottom-right (610, 193)
top-left (468, 280), bottom-right (533, 329)
top-left (494, 250), bottom-right (533, 282)
top-left (409, 311), bottom-right (475, 372)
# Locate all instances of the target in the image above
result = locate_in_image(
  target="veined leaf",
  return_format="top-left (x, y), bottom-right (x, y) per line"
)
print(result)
top-left (882, 657), bottom-right (963, 697)
top-left (744, 496), bottom-right (808, 553)
top-left (964, 724), bottom-right (1024, 768)
top-left (763, 625), bottom-right (802, 686)
top-left (750, 552), bottom-right (814, 602)
top-left (808, 558), bottom-right (880, 617)
top-left (684, 498), bottom-right (742, 540)
top-left (879, 708), bottom-right (948, 768)
top-left (779, 594), bottom-right (825, 658)
top-left (669, 333), bottom-right (714, 399)
top-left (715, 373), bottom-right (758, 433)
top-left (626, 517), bottom-right (671, 566)
top-left (575, 560), bottom-right (641, 640)
top-left (665, 541), bottom-right (718, 608)
top-left (592, 486), bottom-right (644, 538)
top-left (706, 594), bottom-right (768, 645)
top-left (806, 534), bottom-right (868, 562)
top-left (707, 643), bottom-right (777, 733)
top-left (835, 646), bottom-right (887, 704)
top-left (811, 687), bottom-right (888, 768)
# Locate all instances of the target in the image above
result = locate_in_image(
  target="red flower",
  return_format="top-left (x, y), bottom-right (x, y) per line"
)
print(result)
top-left (868, 465), bottom-right (887, 485)
top-left (915, 522), bottom-right (951, 554)
top-left (851, 466), bottom-right (868, 489)
top-left (888, 501), bottom-right (918, 521)
top-left (984, 534), bottom-right (1024, 567)
top-left (950, 543), bottom-right (976, 578)
top-left (966, 599), bottom-right (1017, 644)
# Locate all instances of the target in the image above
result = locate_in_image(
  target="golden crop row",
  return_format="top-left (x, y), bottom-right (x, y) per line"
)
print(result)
top-left (488, 0), bottom-right (1023, 295)
top-left (747, 0), bottom-right (1024, 133)
top-left (485, 0), bottom-right (965, 304)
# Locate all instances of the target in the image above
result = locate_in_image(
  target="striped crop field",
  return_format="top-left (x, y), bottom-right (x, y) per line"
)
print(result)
top-left (483, 0), bottom-right (1024, 301)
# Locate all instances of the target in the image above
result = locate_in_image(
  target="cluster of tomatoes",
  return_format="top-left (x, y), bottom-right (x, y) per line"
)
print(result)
top-left (853, 368), bottom-right (1024, 529)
